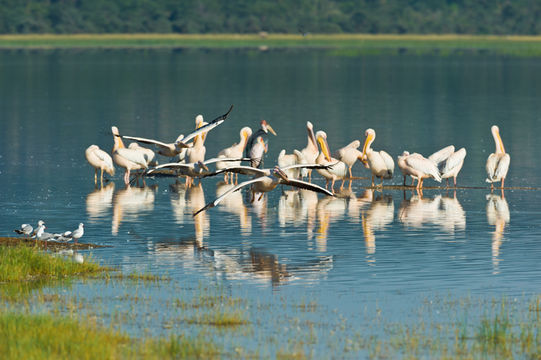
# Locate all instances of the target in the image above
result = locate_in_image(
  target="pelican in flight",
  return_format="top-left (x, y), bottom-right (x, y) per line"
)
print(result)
top-left (216, 126), bottom-right (252, 183)
top-left (397, 151), bottom-right (441, 189)
top-left (147, 156), bottom-right (248, 185)
top-left (111, 126), bottom-right (150, 184)
top-left (486, 125), bottom-right (510, 190)
top-left (300, 121), bottom-right (319, 180)
top-left (245, 119), bottom-right (277, 168)
top-left (85, 145), bottom-right (115, 184)
top-left (361, 129), bottom-right (394, 187)
top-left (120, 105), bottom-right (233, 158)
top-left (193, 166), bottom-right (333, 216)
top-left (315, 131), bottom-right (348, 191)
top-left (335, 139), bottom-right (363, 179)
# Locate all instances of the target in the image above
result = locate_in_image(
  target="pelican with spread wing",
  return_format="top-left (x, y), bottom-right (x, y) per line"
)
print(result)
top-left (486, 125), bottom-right (510, 190)
top-left (120, 105), bottom-right (233, 158)
top-left (193, 166), bottom-right (333, 216)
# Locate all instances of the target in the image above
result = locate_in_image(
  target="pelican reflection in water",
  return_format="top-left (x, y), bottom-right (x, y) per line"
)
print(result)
top-left (359, 190), bottom-right (394, 258)
top-left (112, 184), bottom-right (157, 235)
top-left (316, 196), bottom-right (347, 252)
top-left (187, 183), bottom-right (210, 245)
top-left (86, 182), bottom-right (115, 223)
top-left (486, 193), bottom-right (509, 274)
top-left (216, 181), bottom-right (252, 236)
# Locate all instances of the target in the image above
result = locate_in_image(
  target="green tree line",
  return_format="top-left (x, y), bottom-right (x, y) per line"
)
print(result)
top-left (1, 0), bottom-right (540, 35)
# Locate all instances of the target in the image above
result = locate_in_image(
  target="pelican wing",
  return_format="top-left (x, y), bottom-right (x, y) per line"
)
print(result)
top-left (193, 176), bottom-right (265, 216)
top-left (94, 148), bottom-right (114, 169)
top-left (442, 148), bottom-right (467, 174)
top-left (147, 162), bottom-right (192, 174)
top-left (486, 153), bottom-right (499, 181)
top-left (116, 148), bottom-right (148, 167)
top-left (337, 140), bottom-right (361, 154)
top-left (379, 151), bottom-right (395, 174)
top-left (121, 135), bottom-right (171, 149)
top-left (405, 155), bottom-right (441, 181)
top-left (282, 163), bottom-right (333, 171)
top-left (280, 178), bottom-right (333, 196)
top-left (203, 157), bottom-right (251, 165)
top-left (182, 105), bottom-right (233, 144)
top-left (215, 165), bottom-right (269, 177)
top-left (428, 145), bottom-right (455, 165)
top-left (494, 153), bottom-right (510, 181)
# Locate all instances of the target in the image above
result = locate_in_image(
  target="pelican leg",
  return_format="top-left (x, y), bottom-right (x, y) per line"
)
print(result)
top-left (403, 175), bottom-right (406, 186)
top-left (490, 183), bottom-right (494, 192)
top-left (223, 172), bottom-right (228, 184)
top-left (340, 179), bottom-right (345, 190)
top-left (94, 169), bottom-right (98, 185)
top-left (331, 178), bottom-right (336, 193)
top-left (235, 173), bottom-right (239, 185)
top-left (453, 177), bottom-right (457, 187)
top-left (124, 170), bottom-right (130, 185)
top-left (411, 178), bottom-right (415, 186)
top-left (501, 178), bottom-right (505, 189)
top-left (348, 167), bottom-right (353, 179)
top-left (371, 175), bottom-right (375, 187)
top-left (100, 168), bottom-right (105, 186)
top-left (308, 170), bottom-right (312, 182)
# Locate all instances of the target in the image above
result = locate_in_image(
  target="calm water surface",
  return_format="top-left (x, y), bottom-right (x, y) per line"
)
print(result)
top-left (1, 49), bottom-right (541, 355)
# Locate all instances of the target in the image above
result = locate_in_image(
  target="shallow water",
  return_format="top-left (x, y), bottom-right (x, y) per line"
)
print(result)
top-left (1, 49), bottom-right (541, 356)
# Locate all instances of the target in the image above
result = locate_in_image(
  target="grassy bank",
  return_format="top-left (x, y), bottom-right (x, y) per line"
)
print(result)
top-left (0, 312), bottom-right (220, 360)
top-left (2, 34), bottom-right (541, 55)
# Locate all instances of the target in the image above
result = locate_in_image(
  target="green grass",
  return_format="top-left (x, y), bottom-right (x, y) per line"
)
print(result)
top-left (0, 312), bottom-right (220, 360)
top-left (0, 246), bottom-right (106, 282)
top-left (3, 33), bottom-right (541, 56)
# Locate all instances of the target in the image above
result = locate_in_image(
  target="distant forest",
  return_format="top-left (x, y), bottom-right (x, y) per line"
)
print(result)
top-left (1, 0), bottom-right (540, 35)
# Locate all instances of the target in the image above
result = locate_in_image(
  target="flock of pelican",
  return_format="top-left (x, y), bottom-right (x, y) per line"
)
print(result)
top-left (84, 105), bottom-right (510, 216)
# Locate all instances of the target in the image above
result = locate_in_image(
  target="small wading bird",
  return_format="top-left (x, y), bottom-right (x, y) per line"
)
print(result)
top-left (397, 151), bottom-right (441, 189)
top-left (120, 105), bottom-right (233, 159)
top-left (216, 126), bottom-right (253, 183)
top-left (69, 223), bottom-right (84, 244)
top-left (486, 125), bottom-right (510, 190)
top-left (314, 131), bottom-right (348, 192)
top-left (193, 165), bottom-right (333, 216)
top-left (14, 223), bottom-right (33, 236)
top-left (361, 128), bottom-right (395, 187)
top-left (245, 119), bottom-right (277, 168)
top-left (85, 145), bottom-right (115, 185)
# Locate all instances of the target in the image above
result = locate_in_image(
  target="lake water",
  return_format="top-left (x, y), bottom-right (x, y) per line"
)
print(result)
top-left (1, 49), bottom-right (541, 357)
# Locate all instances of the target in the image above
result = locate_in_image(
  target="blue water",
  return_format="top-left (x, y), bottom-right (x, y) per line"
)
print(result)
top-left (1, 49), bottom-right (540, 356)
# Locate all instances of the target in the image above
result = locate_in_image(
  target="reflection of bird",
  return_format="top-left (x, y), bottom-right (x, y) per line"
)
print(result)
top-left (86, 182), bottom-right (115, 222)
top-left (187, 184), bottom-right (209, 245)
top-left (335, 140), bottom-right (363, 179)
top-left (398, 194), bottom-right (441, 228)
top-left (315, 131), bottom-right (348, 191)
top-left (112, 185), bottom-right (156, 235)
top-left (194, 166), bottom-right (333, 216)
top-left (111, 126), bottom-right (149, 184)
top-left (120, 105), bottom-right (233, 158)
top-left (14, 223), bottom-right (33, 236)
top-left (361, 129), bottom-right (394, 186)
top-left (85, 145), bottom-right (115, 184)
top-left (300, 121), bottom-right (319, 180)
top-left (486, 125), bottom-right (510, 190)
top-left (169, 180), bottom-right (187, 225)
top-left (316, 196), bottom-right (347, 252)
top-left (486, 193), bottom-right (510, 274)
top-left (397, 151), bottom-right (441, 189)
top-left (278, 190), bottom-right (303, 227)
top-left (436, 194), bottom-right (466, 233)
top-left (216, 126), bottom-right (252, 183)
top-left (361, 190), bottom-right (394, 256)
top-left (245, 119), bottom-right (277, 168)
top-left (216, 182), bottom-right (252, 235)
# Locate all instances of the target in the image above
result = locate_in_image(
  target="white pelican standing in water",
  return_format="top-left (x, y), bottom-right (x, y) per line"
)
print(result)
top-left (428, 145), bottom-right (467, 187)
top-left (361, 129), bottom-right (394, 187)
top-left (486, 125), bottom-right (510, 190)
top-left (85, 145), bottom-right (115, 184)
top-left (335, 139), bottom-right (363, 179)
top-left (315, 131), bottom-right (348, 192)
top-left (300, 121), bottom-right (319, 181)
top-left (111, 126), bottom-right (150, 185)
top-left (397, 151), bottom-right (441, 189)
top-left (193, 166), bottom-right (333, 216)
top-left (216, 126), bottom-right (252, 183)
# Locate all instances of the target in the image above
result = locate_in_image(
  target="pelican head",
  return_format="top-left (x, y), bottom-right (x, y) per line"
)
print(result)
top-left (261, 119), bottom-right (277, 136)
top-left (315, 131), bottom-right (331, 161)
top-left (362, 128), bottom-right (376, 158)
top-left (195, 114), bottom-right (204, 127)
top-left (491, 125), bottom-right (505, 154)
top-left (273, 166), bottom-right (289, 181)
top-left (241, 127), bottom-right (253, 141)
top-left (306, 121), bottom-right (317, 147)
top-left (111, 126), bottom-right (125, 150)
